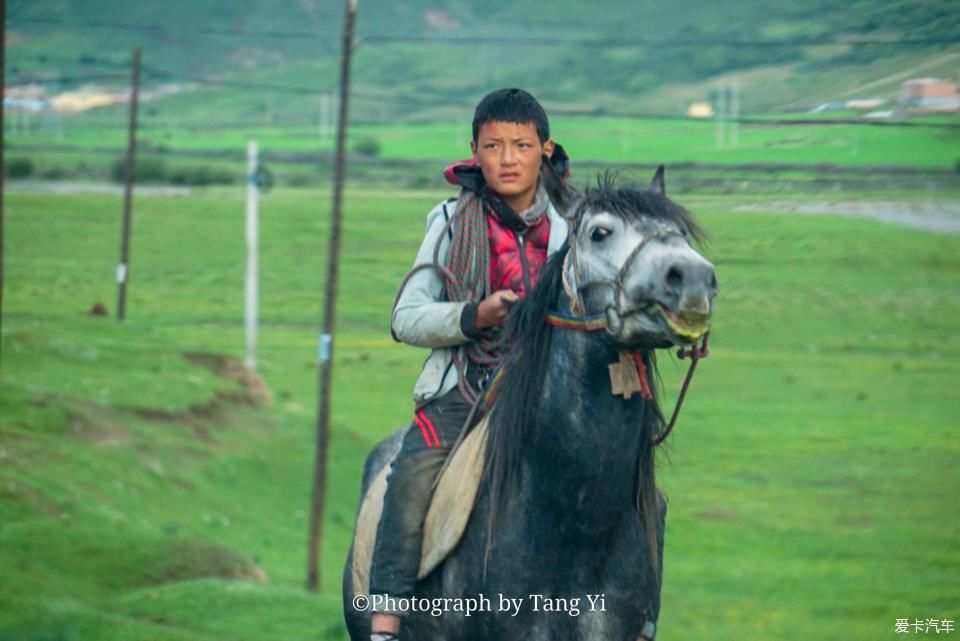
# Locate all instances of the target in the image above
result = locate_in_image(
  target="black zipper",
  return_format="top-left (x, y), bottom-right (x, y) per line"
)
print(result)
top-left (516, 230), bottom-right (532, 294)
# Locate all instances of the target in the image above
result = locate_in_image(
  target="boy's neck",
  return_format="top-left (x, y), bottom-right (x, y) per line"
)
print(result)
top-left (500, 181), bottom-right (545, 216)
top-left (502, 191), bottom-right (536, 214)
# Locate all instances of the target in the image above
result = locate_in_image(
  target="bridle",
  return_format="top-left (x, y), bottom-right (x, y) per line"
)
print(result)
top-left (549, 212), bottom-right (710, 446)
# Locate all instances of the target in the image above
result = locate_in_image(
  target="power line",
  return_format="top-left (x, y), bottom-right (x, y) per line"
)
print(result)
top-left (9, 57), bottom-right (336, 96)
top-left (7, 74), bottom-right (129, 86)
top-left (13, 16), bottom-right (337, 42)
top-left (7, 70), bottom-right (330, 96)
top-left (143, 70), bottom-right (333, 96)
top-left (549, 109), bottom-right (960, 129)
top-left (11, 16), bottom-right (960, 49)
top-left (9, 111), bottom-right (959, 132)
top-left (358, 33), bottom-right (960, 49)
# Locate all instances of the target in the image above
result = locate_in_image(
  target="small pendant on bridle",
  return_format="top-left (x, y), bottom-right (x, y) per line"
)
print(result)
top-left (608, 351), bottom-right (653, 400)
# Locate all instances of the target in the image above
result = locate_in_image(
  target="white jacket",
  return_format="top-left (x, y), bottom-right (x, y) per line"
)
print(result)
top-left (392, 197), bottom-right (569, 404)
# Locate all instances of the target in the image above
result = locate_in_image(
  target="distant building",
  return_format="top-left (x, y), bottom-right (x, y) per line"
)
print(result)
top-left (900, 78), bottom-right (959, 114)
top-left (5, 83), bottom-right (48, 102)
top-left (424, 8), bottom-right (459, 31)
top-left (50, 89), bottom-right (115, 113)
top-left (4, 84), bottom-right (50, 114)
top-left (686, 102), bottom-right (714, 118)
top-left (846, 98), bottom-right (886, 111)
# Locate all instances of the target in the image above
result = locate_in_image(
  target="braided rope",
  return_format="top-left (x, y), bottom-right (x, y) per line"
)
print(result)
top-left (392, 189), bottom-right (508, 405)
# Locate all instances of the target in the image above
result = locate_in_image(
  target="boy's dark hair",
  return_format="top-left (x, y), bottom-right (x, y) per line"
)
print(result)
top-left (472, 88), bottom-right (550, 144)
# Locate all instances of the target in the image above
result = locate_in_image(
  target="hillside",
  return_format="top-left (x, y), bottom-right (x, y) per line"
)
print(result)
top-left (6, 0), bottom-right (960, 125)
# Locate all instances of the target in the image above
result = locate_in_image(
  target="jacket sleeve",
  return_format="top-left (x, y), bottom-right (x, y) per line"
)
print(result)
top-left (391, 201), bottom-right (482, 348)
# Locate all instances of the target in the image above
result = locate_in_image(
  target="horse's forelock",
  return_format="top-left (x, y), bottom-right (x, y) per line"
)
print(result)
top-left (576, 176), bottom-right (706, 243)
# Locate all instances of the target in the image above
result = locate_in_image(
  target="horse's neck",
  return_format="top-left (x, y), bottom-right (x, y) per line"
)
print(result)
top-left (523, 316), bottom-right (650, 517)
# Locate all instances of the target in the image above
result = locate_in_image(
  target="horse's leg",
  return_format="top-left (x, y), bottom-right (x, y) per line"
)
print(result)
top-left (645, 489), bottom-right (668, 639)
top-left (598, 489), bottom-right (667, 641)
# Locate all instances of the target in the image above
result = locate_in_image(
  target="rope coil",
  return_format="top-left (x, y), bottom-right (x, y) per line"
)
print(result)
top-left (392, 190), bottom-right (512, 406)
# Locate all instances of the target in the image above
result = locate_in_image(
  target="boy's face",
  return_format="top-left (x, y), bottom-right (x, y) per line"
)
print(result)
top-left (471, 120), bottom-right (555, 211)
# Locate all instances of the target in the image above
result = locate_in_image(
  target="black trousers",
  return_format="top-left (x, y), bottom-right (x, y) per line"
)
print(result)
top-left (368, 365), bottom-right (486, 612)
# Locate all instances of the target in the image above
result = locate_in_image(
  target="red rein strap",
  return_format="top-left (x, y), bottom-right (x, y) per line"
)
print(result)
top-left (629, 353), bottom-right (654, 401)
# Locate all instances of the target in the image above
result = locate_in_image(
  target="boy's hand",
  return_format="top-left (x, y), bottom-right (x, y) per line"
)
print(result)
top-left (475, 289), bottom-right (519, 329)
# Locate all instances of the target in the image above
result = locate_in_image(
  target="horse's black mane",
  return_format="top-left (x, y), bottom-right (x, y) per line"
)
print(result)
top-left (480, 244), bottom-right (567, 550)
top-left (481, 177), bottom-right (691, 572)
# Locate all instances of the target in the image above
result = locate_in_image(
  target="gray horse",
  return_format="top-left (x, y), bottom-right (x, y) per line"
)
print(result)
top-left (344, 169), bottom-right (718, 641)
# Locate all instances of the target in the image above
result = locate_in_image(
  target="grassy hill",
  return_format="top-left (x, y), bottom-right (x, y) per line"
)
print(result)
top-left (2, 185), bottom-right (959, 640)
top-left (6, 0), bottom-right (960, 125)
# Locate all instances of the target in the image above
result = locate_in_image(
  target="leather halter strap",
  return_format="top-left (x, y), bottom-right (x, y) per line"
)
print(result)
top-left (567, 229), bottom-right (687, 315)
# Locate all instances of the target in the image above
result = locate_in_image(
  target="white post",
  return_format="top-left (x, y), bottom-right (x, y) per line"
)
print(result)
top-left (319, 92), bottom-right (331, 142)
top-left (731, 81), bottom-right (740, 147)
top-left (715, 84), bottom-right (725, 149)
top-left (244, 140), bottom-right (259, 370)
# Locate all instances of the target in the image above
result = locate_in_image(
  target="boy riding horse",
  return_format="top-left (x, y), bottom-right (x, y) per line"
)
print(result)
top-left (367, 88), bottom-right (659, 641)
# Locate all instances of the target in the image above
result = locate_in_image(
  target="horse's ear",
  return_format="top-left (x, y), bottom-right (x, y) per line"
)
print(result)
top-left (650, 165), bottom-right (666, 195)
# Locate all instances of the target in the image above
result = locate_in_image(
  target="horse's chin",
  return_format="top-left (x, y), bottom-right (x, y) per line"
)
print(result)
top-left (605, 305), bottom-right (710, 349)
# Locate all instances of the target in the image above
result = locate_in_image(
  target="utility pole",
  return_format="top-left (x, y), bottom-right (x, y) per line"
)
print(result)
top-left (244, 140), bottom-right (259, 370)
top-left (116, 48), bottom-right (142, 321)
top-left (306, 0), bottom-right (357, 592)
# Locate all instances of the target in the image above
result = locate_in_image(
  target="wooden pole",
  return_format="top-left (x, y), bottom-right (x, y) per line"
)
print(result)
top-left (244, 140), bottom-right (259, 370)
top-left (306, 0), bottom-right (357, 592)
top-left (116, 47), bottom-right (142, 321)
top-left (0, 0), bottom-right (6, 370)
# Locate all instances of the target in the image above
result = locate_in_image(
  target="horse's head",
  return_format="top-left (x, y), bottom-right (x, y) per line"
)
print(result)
top-left (564, 168), bottom-right (718, 348)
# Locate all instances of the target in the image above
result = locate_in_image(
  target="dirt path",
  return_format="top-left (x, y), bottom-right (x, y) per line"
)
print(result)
top-left (836, 51), bottom-right (960, 98)
top-left (735, 201), bottom-right (960, 235)
top-left (6, 180), bottom-right (192, 196)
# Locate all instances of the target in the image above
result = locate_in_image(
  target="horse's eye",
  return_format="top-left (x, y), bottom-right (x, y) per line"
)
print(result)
top-left (590, 227), bottom-right (611, 242)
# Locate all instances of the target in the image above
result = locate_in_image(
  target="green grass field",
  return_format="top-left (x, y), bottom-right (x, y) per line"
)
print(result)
top-left (1, 185), bottom-right (958, 640)
top-left (10, 113), bottom-right (960, 169)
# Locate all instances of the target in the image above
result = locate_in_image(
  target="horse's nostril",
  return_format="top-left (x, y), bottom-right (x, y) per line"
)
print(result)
top-left (711, 273), bottom-right (718, 292)
top-left (665, 266), bottom-right (683, 291)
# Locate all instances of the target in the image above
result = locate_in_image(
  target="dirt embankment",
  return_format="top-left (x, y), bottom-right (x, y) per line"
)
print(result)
top-left (735, 201), bottom-right (960, 235)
